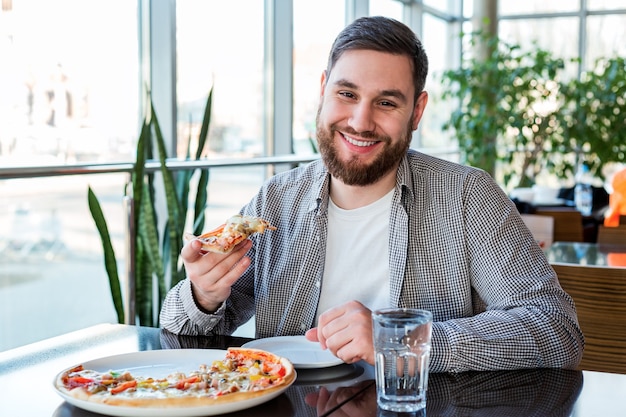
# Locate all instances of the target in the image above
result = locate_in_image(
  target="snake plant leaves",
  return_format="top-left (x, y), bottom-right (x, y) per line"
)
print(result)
top-left (87, 186), bottom-right (124, 324)
top-left (89, 88), bottom-right (214, 327)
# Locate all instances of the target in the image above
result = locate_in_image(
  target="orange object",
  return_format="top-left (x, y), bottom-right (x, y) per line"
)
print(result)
top-left (605, 168), bottom-right (626, 227)
top-left (608, 253), bottom-right (626, 267)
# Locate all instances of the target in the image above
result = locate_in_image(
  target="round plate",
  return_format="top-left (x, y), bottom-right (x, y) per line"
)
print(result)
top-left (52, 349), bottom-right (294, 417)
top-left (242, 336), bottom-right (344, 369)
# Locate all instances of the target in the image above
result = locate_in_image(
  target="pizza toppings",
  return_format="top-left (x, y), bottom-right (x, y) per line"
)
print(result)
top-left (55, 348), bottom-right (294, 408)
top-left (185, 215), bottom-right (276, 254)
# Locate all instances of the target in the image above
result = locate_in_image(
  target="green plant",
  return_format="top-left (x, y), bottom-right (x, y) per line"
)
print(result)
top-left (440, 32), bottom-right (626, 189)
top-left (556, 56), bottom-right (626, 179)
top-left (88, 89), bottom-right (213, 326)
top-left (440, 32), bottom-right (565, 189)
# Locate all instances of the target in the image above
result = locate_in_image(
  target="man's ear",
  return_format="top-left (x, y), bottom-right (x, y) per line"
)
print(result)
top-left (320, 70), bottom-right (328, 97)
top-left (411, 91), bottom-right (429, 131)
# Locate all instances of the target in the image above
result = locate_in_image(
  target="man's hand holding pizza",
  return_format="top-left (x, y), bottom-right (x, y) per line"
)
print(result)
top-left (182, 238), bottom-right (252, 313)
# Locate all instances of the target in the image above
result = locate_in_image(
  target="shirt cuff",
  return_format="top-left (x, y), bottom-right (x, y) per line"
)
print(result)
top-left (180, 279), bottom-right (225, 332)
top-left (430, 322), bottom-right (452, 373)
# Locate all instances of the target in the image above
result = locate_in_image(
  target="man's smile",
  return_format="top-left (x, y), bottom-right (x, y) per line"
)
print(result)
top-left (341, 133), bottom-right (380, 147)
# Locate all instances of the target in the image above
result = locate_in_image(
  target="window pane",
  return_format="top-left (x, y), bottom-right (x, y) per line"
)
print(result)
top-left (292, 0), bottom-right (344, 154)
top-left (0, 0), bottom-right (139, 165)
top-left (499, 17), bottom-right (580, 77)
top-left (176, 1), bottom-right (264, 157)
top-left (587, 0), bottom-right (626, 10)
top-left (369, 0), bottom-right (403, 18)
top-left (420, 13), bottom-right (458, 156)
top-left (0, 174), bottom-right (123, 350)
top-left (498, 0), bottom-right (577, 14)
top-left (424, 0), bottom-right (462, 14)
top-left (464, 0), bottom-right (474, 18)
top-left (586, 14), bottom-right (626, 68)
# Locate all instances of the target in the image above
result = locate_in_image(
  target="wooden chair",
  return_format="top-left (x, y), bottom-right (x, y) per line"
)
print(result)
top-left (552, 263), bottom-right (626, 374)
top-left (597, 225), bottom-right (626, 245)
top-left (534, 208), bottom-right (584, 242)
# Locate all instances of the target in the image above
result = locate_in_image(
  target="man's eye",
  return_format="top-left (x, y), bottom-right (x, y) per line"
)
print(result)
top-left (379, 100), bottom-right (396, 107)
top-left (339, 91), bottom-right (356, 99)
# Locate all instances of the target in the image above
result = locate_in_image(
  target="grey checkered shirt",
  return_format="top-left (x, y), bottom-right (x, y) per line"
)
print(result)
top-left (160, 149), bottom-right (584, 373)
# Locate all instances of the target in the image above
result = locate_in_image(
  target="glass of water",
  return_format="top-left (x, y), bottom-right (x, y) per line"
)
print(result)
top-left (372, 308), bottom-right (432, 412)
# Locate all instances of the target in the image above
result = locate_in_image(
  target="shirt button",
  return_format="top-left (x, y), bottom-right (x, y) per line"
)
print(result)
top-left (315, 280), bottom-right (321, 288)
top-left (300, 323), bottom-right (307, 331)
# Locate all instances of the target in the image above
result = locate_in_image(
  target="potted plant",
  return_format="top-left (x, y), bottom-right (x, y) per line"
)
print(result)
top-left (88, 89), bottom-right (213, 326)
top-left (440, 31), bottom-right (565, 189)
top-left (439, 32), bottom-right (626, 190)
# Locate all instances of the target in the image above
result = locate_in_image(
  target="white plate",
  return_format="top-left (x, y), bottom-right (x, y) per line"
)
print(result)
top-left (242, 336), bottom-right (344, 369)
top-left (52, 349), bottom-right (294, 417)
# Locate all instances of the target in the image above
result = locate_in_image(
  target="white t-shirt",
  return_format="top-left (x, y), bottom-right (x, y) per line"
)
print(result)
top-left (315, 189), bottom-right (393, 324)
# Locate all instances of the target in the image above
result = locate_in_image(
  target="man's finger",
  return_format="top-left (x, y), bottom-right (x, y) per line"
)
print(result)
top-left (305, 328), bottom-right (319, 342)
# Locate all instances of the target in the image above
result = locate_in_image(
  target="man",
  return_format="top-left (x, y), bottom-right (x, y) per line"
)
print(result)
top-left (160, 16), bottom-right (583, 373)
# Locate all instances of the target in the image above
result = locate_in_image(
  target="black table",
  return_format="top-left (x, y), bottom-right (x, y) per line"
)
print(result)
top-left (1, 323), bottom-right (624, 416)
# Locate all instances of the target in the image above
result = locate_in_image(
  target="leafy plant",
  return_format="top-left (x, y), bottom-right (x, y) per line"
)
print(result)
top-left (556, 56), bottom-right (626, 179)
top-left (441, 32), bottom-right (626, 190)
top-left (88, 89), bottom-right (213, 326)
top-left (440, 32), bottom-right (565, 189)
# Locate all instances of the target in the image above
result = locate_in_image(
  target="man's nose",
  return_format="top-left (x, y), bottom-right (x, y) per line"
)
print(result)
top-left (348, 103), bottom-right (376, 134)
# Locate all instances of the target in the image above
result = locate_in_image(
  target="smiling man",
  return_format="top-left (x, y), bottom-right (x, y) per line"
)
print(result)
top-left (316, 48), bottom-right (426, 193)
top-left (160, 16), bottom-right (584, 373)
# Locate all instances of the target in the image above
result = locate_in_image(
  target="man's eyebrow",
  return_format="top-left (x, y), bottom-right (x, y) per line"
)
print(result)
top-left (334, 78), bottom-right (358, 90)
top-left (333, 78), bottom-right (408, 103)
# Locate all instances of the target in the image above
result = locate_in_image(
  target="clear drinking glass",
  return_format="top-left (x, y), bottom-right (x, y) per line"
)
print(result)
top-left (372, 308), bottom-right (432, 412)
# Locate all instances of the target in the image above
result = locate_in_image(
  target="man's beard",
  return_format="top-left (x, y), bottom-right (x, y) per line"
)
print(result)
top-left (315, 109), bottom-right (413, 186)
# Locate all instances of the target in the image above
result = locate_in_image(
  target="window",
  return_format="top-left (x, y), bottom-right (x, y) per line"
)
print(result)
top-left (292, 0), bottom-right (344, 154)
top-left (176, 1), bottom-right (264, 157)
top-left (0, 0), bottom-right (139, 165)
top-left (586, 14), bottom-right (626, 67)
top-left (499, 0), bottom-right (577, 14)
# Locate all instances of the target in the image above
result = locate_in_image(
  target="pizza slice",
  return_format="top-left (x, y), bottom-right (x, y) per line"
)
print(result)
top-left (185, 215), bottom-right (276, 254)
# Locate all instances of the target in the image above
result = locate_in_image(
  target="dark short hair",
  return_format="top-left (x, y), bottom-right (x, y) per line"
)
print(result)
top-left (326, 16), bottom-right (429, 102)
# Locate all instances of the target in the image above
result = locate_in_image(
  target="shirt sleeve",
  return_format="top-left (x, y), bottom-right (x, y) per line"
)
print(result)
top-left (159, 278), bottom-right (227, 335)
top-left (427, 170), bottom-right (584, 372)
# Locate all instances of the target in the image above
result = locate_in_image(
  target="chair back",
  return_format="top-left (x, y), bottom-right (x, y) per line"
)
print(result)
top-left (597, 225), bottom-right (626, 245)
top-left (520, 214), bottom-right (554, 248)
top-left (535, 208), bottom-right (584, 242)
top-left (552, 263), bottom-right (626, 374)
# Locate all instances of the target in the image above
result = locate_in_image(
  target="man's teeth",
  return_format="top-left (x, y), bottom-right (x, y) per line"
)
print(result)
top-left (344, 135), bottom-right (376, 147)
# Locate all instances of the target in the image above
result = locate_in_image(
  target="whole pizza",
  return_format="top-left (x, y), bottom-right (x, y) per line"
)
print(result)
top-left (54, 348), bottom-right (295, 408)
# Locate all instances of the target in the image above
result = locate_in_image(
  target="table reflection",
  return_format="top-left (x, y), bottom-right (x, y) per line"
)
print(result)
top-left (426, 368), bottom-right (582, 417)
top-left (333, 368), bottom-right (582, 417)
top-left (546, 241), bottom-right (626, 267)
top-left (160, 330), bottom-right (583, 417)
